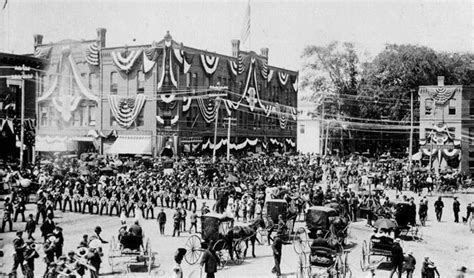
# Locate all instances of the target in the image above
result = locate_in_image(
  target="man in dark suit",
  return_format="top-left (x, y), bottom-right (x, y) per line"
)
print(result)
top-left (200, 240), bottom-right (220, 278)
top-left (389, 238), bottom-right (404, 278)
top-left (157, 208), bottom-right (167, 235)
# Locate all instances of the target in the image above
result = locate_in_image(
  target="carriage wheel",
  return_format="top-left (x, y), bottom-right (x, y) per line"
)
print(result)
top-left (293, 227), bottom-right (308, 255)
top-left (145, 238), bottom-right (151, 255)
top-left (360, 240), bottom-right (369, 271)
top-left (331, 255), bottom-right (343, 278)
top-left (296, 253), bottom-right (307, 278)
top-left (213, 240), bottom-right (228, 269)
top-left (233, 239), bottom-right (246, 265)
top-left (184, 235), bottom-right (202, 265)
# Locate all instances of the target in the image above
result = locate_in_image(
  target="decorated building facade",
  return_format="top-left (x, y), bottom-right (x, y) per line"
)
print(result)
top-left (0, 52), bottom-right (45, 163)
top-left (35, 29), bottom-right (298, 156)
top-left (418, 76), bottom-right (474, 176)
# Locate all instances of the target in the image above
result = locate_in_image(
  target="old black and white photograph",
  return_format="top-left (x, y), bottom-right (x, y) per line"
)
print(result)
top-left (0, 0), bottom-right (473, 277)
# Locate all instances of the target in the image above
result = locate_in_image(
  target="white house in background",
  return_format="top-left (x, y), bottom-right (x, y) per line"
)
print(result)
top-left (297, 102), bottom-right (321, 154)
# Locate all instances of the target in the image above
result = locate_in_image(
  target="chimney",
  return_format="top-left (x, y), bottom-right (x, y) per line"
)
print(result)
top-left (437, 76), bottom-right (445, 86)
top-left (231, 39), bottom-right (240, 57)
top-left (260, 47), bottom-right (269, 59)
top-left (33, 34), bottom-right (43, 48)
top-left (96, 28), bottom-right (107, 48)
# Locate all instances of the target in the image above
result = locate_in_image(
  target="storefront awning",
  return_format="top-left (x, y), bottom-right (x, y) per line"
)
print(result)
top-left (36, 136), bottom-right (77, 152)
top-left (70, 136), bottom-right (94, 142)
top-left (108, 135), bottom-right (151, 155)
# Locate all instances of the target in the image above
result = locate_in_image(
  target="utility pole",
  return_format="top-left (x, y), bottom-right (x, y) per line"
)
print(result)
top-left (409, 89), bottom-right (414, 168)
top-left (212, 98), bottom-right (220, 164)
top-left (320, 99), bottom-right (325, 155)
top-left (12, 65), bottom-right (33, 169)
top-left (224, 117), bottom-right (237, 161)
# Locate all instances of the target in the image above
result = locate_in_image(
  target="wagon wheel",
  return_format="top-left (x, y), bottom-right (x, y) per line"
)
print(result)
top-left (147, 243), bottom-right (154, 274)
top-left (330, 254), bottom-right (343, 278)
top-left (233, 239), bottom-right (246, 265)
top-left (144, 238), bottom-right (151, 255)
top-left (108, 236), bottom-right (116, 272)
top-left (293, 227), bottom-right (308, 255)
top-left (184, 235), bottom-right (202, 265)
top-left (360, 240), bottom-right (369, 271)
top-left (343, 251), bottom-right (352, 278)
top-left (295, 252), bottom-right (307, 278)
top-left (213, 240), bottom-right (228, 269)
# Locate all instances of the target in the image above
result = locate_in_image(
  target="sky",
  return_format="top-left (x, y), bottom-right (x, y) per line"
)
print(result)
top-left (0, 0), bottom-right (472, 71)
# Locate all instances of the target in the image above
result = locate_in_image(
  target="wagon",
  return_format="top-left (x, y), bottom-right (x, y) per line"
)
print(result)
top-left (393, 201), bottom-right (422, 240)
top-left (108, 233), bottom-right (157, 274)
top-left (184, 213), bottom-right (245, 267)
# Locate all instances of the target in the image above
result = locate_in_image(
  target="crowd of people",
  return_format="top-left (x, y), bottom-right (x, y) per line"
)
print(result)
top-left (0, 152), bottom-right (472, 277)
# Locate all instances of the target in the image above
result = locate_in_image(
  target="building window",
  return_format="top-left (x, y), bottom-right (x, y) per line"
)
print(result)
top-left (89, 73), bottom-right (98, 91)
top-left (469, 151), bottom-right (474, 159)
top-left (72, 110), bottom-right (81, 127)
top-left (81, 103), bottom-right (88, 126)
top-left (89, 105), bottom-right (96, 126)
top-left (137, 70), bottom-right (145, 94)
top-left (40, 106), bottom-right (49, 127)
top-left (186, 72), bottom-right (191, 88)
top-left (448, 98), bottom-right (456, 115)
top-left (300, 124), bottom-right (305, 134)
top-left (110, 71), bottom-right (118, 94)
top-left (192, 73), bottom-right (198, 88)
top-left (425, 99), bottom-right (433, 115)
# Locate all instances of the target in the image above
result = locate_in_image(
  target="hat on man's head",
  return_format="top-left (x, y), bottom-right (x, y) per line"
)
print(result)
top-left (395, 238), bottom-right (401, 243)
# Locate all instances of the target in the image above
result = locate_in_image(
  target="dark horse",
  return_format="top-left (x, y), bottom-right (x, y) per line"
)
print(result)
top-left (226, 218), bottom-right (265, 260)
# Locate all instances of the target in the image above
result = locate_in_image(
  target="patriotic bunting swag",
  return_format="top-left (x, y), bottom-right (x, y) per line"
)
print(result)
top-left (85, 42), bottom-right (100, 66)
top-left (278, 71), bottom-right (289, 86)
top-left (109, 94), bottom-right (147, 128)
top-left (419, 87), bottom-right (459, 105)
top-left (228, 60), bottom-right (238, 77)
top-left (197, 97), bottom-right (221, 123)
top-left (200, 54), bottom-right (220, 75)
top-left (34, 47), bottom-right (52, 59)
top-left (201, 138), bottom-right (259, 151)
top-left (174, 49), bottom-right (193, 74)
top-left (157, 47), bottom-right (178, 90)
top-left (111, 49), bottom-right (142, 73)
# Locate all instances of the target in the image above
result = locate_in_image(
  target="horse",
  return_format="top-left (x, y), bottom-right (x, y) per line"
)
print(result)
top-left (226, 218), bottom-right (265, 260)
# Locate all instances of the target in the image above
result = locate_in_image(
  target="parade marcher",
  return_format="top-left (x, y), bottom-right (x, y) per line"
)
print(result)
top-left (73, 188), bottom-right (82, 213)
top-left (9, 231), bottom-right (26, 277)
top-left (389, 238), bottom-right (404, 278)
top-left (89, 226), bottom-right (108, 244)
top-left (35, 193), bottom-right (47, 223)
top-left (405, 251), bottom-right (416, 278)
top-left (145, 195), bottom-right (154, 219)
top-left (99, 193), bottom-right (108, 216)
top-left (108, 193), bottom-right (119, 216)
top-left (189, 209), bottom-right (198, 233)
top-left (180, 206), bottom-right (187, 232)
top-left (453, 197), bottom-right (460, 223)
top-left (1, 197), bottom-right (14, 232)
top-left (456, 266), bottom-right (467, 278)
top-left (62, 186), bottom-right (73, 212)
top-left (86, 247), bottom-right (102, 278)
top-left (79, 234), bottom-right (89, 248)
top-left (200, 240), bottom-right (220, 278)
top-left (53, 226), bottom-right (64, 259)
top-left (40, 214), bottom-right (56, 241)
top-left (434, 197), bottom-right (444, 222)
top-left (201, 202), bottom-right (210, 216)
top-left (25, 214), bottom-right (36, 240)
top-left (23, 239), bottom-right (39, 278)
top-left (13, 194), bottom-right (26, 222)
top-left (157, 208), bottom-right (167, 235)
top-left (43, 234), bottom-right (56, 276)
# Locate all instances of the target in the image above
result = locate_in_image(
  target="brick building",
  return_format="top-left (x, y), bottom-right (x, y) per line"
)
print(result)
top-left (418, 76), bottom-right (474, 175)
top-left (35, 29), bottom-right (298, 156)
top-left (0, 52), bottom-right (45, 163)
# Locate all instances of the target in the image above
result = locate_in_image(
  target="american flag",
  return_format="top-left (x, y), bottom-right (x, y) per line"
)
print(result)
top-left (240, 0), bottom-right (251, 46)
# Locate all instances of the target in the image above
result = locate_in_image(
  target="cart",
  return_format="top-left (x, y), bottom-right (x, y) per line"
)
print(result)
top-left (108, 233), bottom-right (157, 274)
top-left (258, 199), bottom-right (295, 243)
top-left (184, 213), bottom-right (245, 267)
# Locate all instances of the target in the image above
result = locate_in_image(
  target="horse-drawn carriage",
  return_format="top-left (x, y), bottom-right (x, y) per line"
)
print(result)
top-left (108, 230), bottom-right (157, 274)
top-left (257, 199), bottom-right (297, 244)
top-left (184, 213), bottom-right (246, 267)
top-left (370, 201), bottom-right (422, 240)
top-left (293, 206), bottom-right (352, 277)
